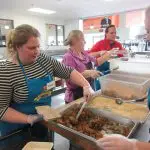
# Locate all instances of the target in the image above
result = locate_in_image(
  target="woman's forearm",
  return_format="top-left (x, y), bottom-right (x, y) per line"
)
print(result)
top-left (70, 70), bottom-right (90, 87)
top-left (136, 141), bottom-right (150, 150)
top-left (2, 107), bottom-right (28, 124)
top-left (82, 70), bottom-right (91, 78)
top-left (89, 52), bottom-right (100, 57)
top-left (97, 54), bottom-right (109, 66)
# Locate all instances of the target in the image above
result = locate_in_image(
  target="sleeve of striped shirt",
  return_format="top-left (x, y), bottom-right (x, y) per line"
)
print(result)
top-left (0, 65), bottom-right (12, 119)
top-left (43, 54), bottom-right (74, 79)
top-left (51, 57), bottom-right (74, 79)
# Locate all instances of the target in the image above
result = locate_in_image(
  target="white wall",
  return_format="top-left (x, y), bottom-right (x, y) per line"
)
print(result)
top-left (0, 10), bottom-right (65, 56)
top-left (64, 19), bottom-right (79, 38)
top-left (117, 12), bottom-right (145, 41)
top-left (117, 13), bottom-right (130, 41)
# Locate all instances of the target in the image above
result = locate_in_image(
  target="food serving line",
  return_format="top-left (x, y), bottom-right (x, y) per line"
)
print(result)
top-left (37, 60), bottom-right (150, 150)
top-left (39, 98), bottom-right (150, 150)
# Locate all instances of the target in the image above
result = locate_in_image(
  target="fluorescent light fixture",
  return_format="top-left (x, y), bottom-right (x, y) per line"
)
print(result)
top-left (57, 26), bottom-right (61, 30)
top-left (105, 0), bottom-right (114, 1)
top-left (4, 25), bottom-right (10, 29)
top-left (90, 25), bottom-right (94, 29)
top-left (28, 7), bottom-right (56, 15)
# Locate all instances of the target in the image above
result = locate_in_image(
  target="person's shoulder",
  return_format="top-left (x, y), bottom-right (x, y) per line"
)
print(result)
top-left (0, 61), bottom-right (11, 69)
top-left (115, 40), bottom-right (122, 45)
top-left (83, 51), bottom-right (91, 57)
top-left (39, 52), bottom-right (47, 58)
top-left (95, 39), bottom-right (105, 45)
top-left (99, 39), bottom-right (105, 43)
top-left (38, 52), bottom-right (52, 62)
top-left (62, 50), bottom-right (76, 66)
top-left (63, 50), bottom-right (73, 59)
top-left (0, 61), bottom-right (13, 75)
top-left (0, 62), bottom-right (6, 71)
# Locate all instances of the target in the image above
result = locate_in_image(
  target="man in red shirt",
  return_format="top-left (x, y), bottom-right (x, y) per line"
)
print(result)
top-left (90, 25), bottom-right (125, 58)
top-left (89, 25), bottom-right (126, 90)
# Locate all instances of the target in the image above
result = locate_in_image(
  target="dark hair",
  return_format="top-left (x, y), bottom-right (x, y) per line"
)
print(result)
top-left (105, 25), bottom-right (116, 34)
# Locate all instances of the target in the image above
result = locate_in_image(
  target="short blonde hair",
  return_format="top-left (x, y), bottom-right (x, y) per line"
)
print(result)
top-left (64, 30), bottom-right (83, 46)
top-left (6, 24), bottom-right (40, 59)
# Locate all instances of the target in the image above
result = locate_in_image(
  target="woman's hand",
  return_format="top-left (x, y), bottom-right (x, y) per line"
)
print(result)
top-left (82, 70), bottom-right (103, 79)
top-left (97, 134), bottom-right (138, 150)
top-left (102, 51), bottom-right (113, 60)
top-left (90, 70), bottom-right (103, 79)
top-left (83, 86), bottom-right (95, 102)
top-left (27, 114), bottom-right (44, 126)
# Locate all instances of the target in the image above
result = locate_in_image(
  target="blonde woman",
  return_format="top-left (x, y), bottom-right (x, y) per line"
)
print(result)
top-left (62, 30), bottom-right (111, 103)
top-left (0, 24), bottom-right (94, 149)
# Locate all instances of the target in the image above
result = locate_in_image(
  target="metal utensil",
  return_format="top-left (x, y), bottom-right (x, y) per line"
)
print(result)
top-left (76, 102), bottom-right (87, 120)
top-left (103, 66), bottom-right (119, 74)
top-left (115, 96), bottom-right (146, 105)
top-left (142, 111), bottom-right (150, 124)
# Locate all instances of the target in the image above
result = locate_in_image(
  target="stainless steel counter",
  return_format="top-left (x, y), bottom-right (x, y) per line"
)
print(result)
top-left (109, 56), bottom-right (150, 75)
top-left (133, 117), bottom-right (150, 142)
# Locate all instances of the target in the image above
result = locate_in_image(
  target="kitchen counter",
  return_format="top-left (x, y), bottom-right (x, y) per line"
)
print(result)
top-left (110, 55), bottom-right (150, 74)
top-left (133, 117), bottom-right (150, 142)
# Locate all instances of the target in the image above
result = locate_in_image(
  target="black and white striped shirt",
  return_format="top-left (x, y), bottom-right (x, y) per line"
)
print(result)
top-left (0, 53), bottom-right (73, 119)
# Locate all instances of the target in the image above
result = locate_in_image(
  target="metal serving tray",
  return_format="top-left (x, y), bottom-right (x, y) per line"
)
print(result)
top-left (48, 104), bottom-right (141, 149)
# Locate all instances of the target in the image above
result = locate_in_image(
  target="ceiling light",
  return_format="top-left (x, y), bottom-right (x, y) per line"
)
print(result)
top-left (4, 25), bottom-right (10, 29)
top-left (105, 0), bottom-right (114, 1)
top-left (28, 7), bottom-right (56, 15)
top-left (57, 26), bottom-right (61, 30)
top-left (90, 25), bottom-right (94, 29)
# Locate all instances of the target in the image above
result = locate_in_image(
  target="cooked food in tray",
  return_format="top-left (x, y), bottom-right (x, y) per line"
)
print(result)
top-left (55, 104), bottom-right (132, 140)
top-left (102, 90), bottom-right (137, 100)
top-left (88, 96), bottom-right (148, 121)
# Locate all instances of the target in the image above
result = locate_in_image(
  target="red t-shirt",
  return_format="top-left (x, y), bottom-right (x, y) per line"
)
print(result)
top-left (90, 39), bottom-right (124, 57)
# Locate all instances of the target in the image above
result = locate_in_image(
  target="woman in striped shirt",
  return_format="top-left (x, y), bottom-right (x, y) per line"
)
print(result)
top-left (0, 24), bottom-right (94, 149)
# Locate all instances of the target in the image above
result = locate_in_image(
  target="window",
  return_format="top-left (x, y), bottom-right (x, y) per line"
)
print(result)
top-left (46, 24), bottom-right (65, 46)
top-left (57, 25), bottom-right (65, 46)
top-left (0, 19), bottom-right (14, 47)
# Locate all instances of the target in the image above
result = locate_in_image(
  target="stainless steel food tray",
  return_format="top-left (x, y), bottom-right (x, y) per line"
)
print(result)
top-left (48, 104), bottom-right (141, 149)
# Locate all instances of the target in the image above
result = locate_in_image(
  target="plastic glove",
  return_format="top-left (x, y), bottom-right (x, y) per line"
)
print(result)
top-left (102, 51), bottom-right (113, 60)
top-left (110, 48), bottom-right (120, 57)
top-left (97, 134), bottom-right (138, 150)
top-left (91, 90), bottom-right (102, 100)
top-left (27, 114), bottom-right (44, 126)
top-left (99, 51), bottom-right (107, 56)
top-left (83, 86), bottom-right (94, 102)
top-left (83, 70), bottom-right (103, 79)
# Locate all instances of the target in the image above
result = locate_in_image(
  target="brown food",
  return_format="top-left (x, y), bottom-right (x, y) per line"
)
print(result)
top-left (102, 90), bottom-right (137, 100)
top-left (102, 90), bottom-right (138, 100)
top-left (55, 104), bottom-right (132, 140)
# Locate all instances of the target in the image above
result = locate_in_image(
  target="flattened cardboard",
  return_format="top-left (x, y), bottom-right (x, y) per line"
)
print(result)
top-left (36, 105), bottom-right (61, 121)
top-left (22, 142), bottom-right (53, 150)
